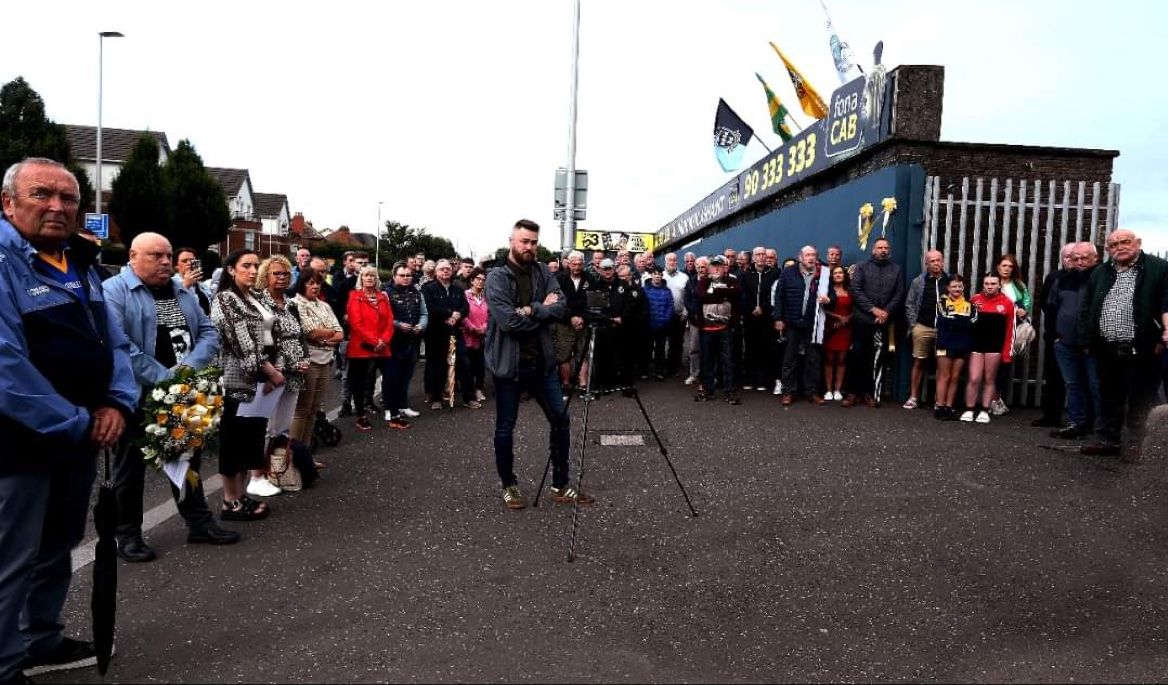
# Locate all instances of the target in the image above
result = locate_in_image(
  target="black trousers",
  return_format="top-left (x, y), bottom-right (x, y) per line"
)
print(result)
top-left (1093, 343), bottom-right (1162, 446)
top-left (1038, 339), bottom-right (1066, 423)
top-left (113, 410), bottom-right (215, 540)
top-left (846, 321), bottom-right (890, 397)
top-left (666, 316), bottom-right (685, 374)
top-left (744, 315), bottom-right (776, 388)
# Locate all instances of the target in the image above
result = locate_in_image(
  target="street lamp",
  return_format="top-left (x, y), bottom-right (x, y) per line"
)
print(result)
top-left (96, 31), bottom-right (124, 216)
top-left (375, 201), bottom-right (384, 270)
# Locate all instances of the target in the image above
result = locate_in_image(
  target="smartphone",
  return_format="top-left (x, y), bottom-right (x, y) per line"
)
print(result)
top-left (190, 258), bottom-right (202, 273)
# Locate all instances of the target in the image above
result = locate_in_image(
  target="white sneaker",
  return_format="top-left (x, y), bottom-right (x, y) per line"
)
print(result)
top-left (975, 411), bottom-right (991, 424)
top-left (401, 408), bottom-right (420, 418)
top-left (475, 390), bottom-right (487, 402)
top-left (684, 375), bottom-right (697, 386)
top-left (742, 385), bottom-right (754, 391)
top-left (833, 391), bottom-right (844, 401)
top-left (246, 477), bottom-right (281, 497)
top-left (990, 398), bottom-right (1009, 416)
top-left (772, 381), bottom-right (783, 395)
top-left (959, 410), bottom-right (974, 422)
top-left (385, 410), bottom-right (394, 422)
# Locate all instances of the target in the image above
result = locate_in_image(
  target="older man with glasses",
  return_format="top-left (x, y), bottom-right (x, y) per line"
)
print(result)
top-left (1079, 230), bottom-right (1168, 459)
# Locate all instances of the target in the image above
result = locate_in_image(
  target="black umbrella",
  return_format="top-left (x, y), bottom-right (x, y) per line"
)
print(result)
top-left (91, 447), bottom-right (118, 675)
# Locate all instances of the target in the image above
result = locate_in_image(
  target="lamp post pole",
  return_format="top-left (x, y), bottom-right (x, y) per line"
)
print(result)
top-left (96, 31), bottom-right (124, 216)
top-left (562, 0), bottom-right (581, 253)
top-left (376, 201), bottom-right (384, 270)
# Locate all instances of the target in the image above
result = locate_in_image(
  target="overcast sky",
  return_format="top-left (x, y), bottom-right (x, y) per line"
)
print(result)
top-left (2, 0), bottom-right (1165, 258)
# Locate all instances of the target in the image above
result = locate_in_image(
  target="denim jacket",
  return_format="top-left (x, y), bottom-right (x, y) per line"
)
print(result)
top-left (102, 268), bottom-right (219, 397)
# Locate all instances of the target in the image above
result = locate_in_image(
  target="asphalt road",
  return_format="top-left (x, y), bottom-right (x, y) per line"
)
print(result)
top-left (46, 369), bottom-right (1168, 683)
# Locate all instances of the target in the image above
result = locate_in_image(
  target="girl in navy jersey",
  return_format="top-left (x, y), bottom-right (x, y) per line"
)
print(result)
top-left (933, 275), bottom-right (976, 420)
top-left (962, 274), bottom-right (1015, 424)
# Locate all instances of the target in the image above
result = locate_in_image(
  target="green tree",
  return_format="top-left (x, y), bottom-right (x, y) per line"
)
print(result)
top-left (491, 244), bottom-right (557, 265)
top-left (163, 139), bottom-right (230, 253)
top-left (108, 135), bottom-right (166, 246)
top-left (0, 77), bottom-right (94, 216)
top-left (376, 220), bottom-right (459, 267)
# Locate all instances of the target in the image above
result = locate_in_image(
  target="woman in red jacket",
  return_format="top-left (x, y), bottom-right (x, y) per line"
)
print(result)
top-left (346, 266), bottom-right (394, 431)
top-left (962, 273), bottom-right (1015, 424)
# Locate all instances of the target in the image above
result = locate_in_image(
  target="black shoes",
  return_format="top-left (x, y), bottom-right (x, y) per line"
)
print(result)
top-left (1031, 416), bottom-right (1062, 428)
top-left (187, 525), bottom-right (241, 545)
top-left (724, 393), bottom-right (742, 406)
top-left (337, 402), bottom-right (353, 418)
top-left (22, 637), bottom-right (101, 677)
top-left (115, 536), bottom-right (156, 563)
top-left (1051, 424), bottom-right (1091, 439)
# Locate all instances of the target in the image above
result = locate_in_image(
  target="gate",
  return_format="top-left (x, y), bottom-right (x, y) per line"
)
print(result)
top-left (919, 176), bottom-right (1121, 407)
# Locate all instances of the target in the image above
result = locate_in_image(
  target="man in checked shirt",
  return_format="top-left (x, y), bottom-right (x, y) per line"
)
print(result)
top-left (1078, 229), bottom-right (1168, 459)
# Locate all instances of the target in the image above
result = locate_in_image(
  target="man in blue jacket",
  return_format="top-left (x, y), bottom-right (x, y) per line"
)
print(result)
top-left (103, 232), bottom-right (240, 563)
top-left (0, 158), bottom-right (138, 680)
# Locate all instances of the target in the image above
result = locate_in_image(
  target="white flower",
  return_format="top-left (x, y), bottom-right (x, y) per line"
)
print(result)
top-left (168, 384), bottom-right (183, 395)
top-left (196, 379), bottom-right (210, 392)
top-left (163, 394), bottom-right (177, 405)
top-left (142, 446), bottom-right (156, 459)
top-left (151, 388), bottom-right (166, 402)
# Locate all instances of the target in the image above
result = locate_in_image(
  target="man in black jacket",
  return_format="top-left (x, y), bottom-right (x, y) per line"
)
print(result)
top-left (421, 259), bottom-right (475, 409)
top-left (554, 251), bottom-right (595, 390)
top-left (845, 238), bottom-right (906, 407)
top-left (740, 246), bottom-right (779, 392)
top-left (1032, 243), bottom-right (1076, 428)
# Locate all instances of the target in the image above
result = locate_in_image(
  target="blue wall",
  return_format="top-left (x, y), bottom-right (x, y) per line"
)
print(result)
top-left (671, 163), bottom-right (929, 400)
top-left (673, 163), bottom-right (927, 281)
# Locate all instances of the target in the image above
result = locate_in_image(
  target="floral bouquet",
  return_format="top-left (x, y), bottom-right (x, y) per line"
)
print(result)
top-left (137, 366), bottom-right (224, 490)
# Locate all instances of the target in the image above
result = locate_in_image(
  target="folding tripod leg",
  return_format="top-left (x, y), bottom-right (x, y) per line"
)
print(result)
top-left (631, 388), bottom-right (699, 517)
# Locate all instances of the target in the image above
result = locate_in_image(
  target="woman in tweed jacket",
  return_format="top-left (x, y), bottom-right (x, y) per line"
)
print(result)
top-left (210, 250), bottom-right (281, 520)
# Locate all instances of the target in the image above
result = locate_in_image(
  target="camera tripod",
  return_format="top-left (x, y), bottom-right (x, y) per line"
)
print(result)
top-left (533, 321), bottom-right (699, 562)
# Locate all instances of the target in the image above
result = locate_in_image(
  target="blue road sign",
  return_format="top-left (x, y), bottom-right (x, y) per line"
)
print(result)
top-left (85, 213), bottom-right (109, 239)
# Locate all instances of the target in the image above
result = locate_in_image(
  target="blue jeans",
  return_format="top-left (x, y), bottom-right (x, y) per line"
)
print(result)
top-left (1054, 340), bottom-right (1100, 429)
top-left (0, 458), bottom-right (95, 680)
top-left (385, 341), bottom-right (420, 414)
top-left (493, 358), bottom-right (570, 489)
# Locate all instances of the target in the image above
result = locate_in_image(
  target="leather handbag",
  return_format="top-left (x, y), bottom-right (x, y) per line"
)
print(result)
top-left (266, 436), bottom-right (303, 492)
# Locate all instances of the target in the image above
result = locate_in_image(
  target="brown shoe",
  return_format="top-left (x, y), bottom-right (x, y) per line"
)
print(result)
top-left (780, 394), bottom-right (793, 406)
top-left (809, 394), bottom-right (825, 405)
top-left (840, 394), bottom-right (856, 407)
top-left (551, 486), bottom-right (595, 505)
top-left (864, 395), bottom-right (878, 408)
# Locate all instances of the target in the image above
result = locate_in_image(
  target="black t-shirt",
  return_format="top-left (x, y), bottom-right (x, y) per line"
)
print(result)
top-left (150, 281), bottom-right (191, 369)
top-left (507, 259), bottom-right (539, 359)
top-left (917, 275), bottom-right (949, 327)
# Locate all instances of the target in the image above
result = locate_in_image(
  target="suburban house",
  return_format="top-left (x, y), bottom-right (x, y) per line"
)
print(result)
top-left (63, 126), bottom-right (315, 260)
top-left (63, 124), bottom-right (170, 244)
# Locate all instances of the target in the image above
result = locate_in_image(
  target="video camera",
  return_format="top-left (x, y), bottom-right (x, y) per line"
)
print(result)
top-left (583, 289), bottom-right (612, 325)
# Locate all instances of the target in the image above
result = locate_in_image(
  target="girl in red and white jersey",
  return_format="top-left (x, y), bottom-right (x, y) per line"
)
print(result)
top-left (962, 274), bottom-right (1015, 423)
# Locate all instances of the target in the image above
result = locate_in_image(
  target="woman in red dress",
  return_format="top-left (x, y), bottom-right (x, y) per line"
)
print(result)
top-left (822, 266), bottom-right (853, 401)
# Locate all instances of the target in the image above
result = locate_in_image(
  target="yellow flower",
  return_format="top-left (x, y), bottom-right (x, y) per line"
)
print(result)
top-left (881, 197), bottom-right (898, 213)
top-left (859, 203), bottom-right (874, 218)
top-left (194, 392), bottom-right (207, 406)
top-left (156, 413), bottom-right (169, 425)
top-left (213, 396), bottom-right (224, 408)
top-left (173, 405), bottom-right (187, 416)
top-left (171, 426), bottom-right (186, 440)
top-left (179, 384), bottom-right (191, 394)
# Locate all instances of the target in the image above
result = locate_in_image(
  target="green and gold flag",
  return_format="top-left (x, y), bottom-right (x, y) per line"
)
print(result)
top-left (770, 41), bottom-right (829, 120)
top-left (754, 73), bottom-right (793, 142)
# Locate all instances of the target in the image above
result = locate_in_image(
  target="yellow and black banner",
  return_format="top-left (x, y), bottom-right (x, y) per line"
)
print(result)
top-left (575, 231), bottom-right (656, 253)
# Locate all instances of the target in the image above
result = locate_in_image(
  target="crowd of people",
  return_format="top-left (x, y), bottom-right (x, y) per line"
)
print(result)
top-left (0, 156), bottom-right (1166, 682)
